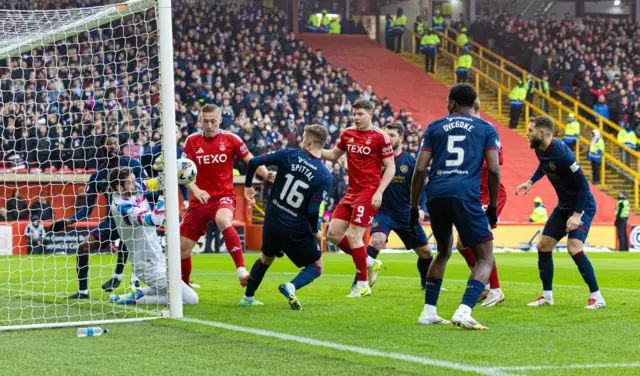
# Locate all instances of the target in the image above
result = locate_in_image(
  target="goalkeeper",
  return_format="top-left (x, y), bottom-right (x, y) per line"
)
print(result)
top-left (107, 167), bottom-right (198, 305)
top-left (49, 135), bottom-right (144, 299)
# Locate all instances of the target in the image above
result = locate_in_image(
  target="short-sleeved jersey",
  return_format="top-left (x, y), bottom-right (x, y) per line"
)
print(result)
top-left (336, 126), bottom-right (393, 194)
top-left (379, 151), bottom-right (427, 221)
top-left (421, 114), bottom-right (500, 202)
top-left (182, 130), bottom-right (250, 199)
top-left (264, 149), bottom-right (333, 231)
top-left (533, 139), bottom-right (595, 210)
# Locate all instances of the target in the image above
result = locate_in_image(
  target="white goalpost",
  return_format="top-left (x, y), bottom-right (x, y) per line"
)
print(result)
top-left (0, 0), bottom-right (182, 331)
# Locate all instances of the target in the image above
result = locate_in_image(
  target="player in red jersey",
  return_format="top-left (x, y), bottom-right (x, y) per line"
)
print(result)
top-left (180, 104), bottom-right (274, 287)
top-left (455, 98), bottom-right (506, 307)
top-left (322, 100), bottom-right (396, 297)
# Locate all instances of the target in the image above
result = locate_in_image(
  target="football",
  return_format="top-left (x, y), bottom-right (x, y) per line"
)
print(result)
top-left (177, 158), bottom-right (197, 185)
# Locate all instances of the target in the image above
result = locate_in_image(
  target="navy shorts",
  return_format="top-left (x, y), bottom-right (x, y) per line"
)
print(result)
top-left (371, 212), bottom-right (428, 250)
top-left (427, 198), bottom-right (493, 247)
top-left (90, 217), bottom-right (120, 247)
top-left (542, 199), bottom-right (596, 243)
top-left (262, 225), bottom-right (321, 268)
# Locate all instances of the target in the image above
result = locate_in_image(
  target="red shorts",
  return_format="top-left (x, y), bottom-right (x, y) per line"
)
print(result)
top-left (180, 196), bottom-right (236, 242)
top-left (332, 191), bottom-right (378, 227)
top-left (480, 185), bottom-right (507, 229)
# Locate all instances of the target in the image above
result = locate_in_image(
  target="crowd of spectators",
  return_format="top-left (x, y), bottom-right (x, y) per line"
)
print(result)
top-left (0, 1), bottom-right (424, 219)
top-left (467, 13), bottom-right (640, 137)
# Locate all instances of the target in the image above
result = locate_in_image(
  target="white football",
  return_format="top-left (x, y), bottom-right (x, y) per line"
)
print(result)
top-left (177, 158), bottom-right (197, 185)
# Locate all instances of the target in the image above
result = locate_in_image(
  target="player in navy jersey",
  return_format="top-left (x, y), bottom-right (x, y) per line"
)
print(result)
top-left (48, 135), bottom-right (147, 299)
top-left (516, 116), bottom-right (605, 309)
top-left (410, 84), bottom-right (501, 330)
top-left (350, 122), bottom-right (433, 290)
top-left (241, 125), bottom-right (333, 310)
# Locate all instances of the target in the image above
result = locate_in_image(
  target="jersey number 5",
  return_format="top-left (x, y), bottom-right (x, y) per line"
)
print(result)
top-left (281, 173), bottom-right (310, 209)
top-left (445, 135), bottom-right (466, 167)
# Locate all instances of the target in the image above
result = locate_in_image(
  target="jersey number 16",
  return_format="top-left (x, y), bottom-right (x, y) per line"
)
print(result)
top-left (280, 173), bottom-right (310, 209)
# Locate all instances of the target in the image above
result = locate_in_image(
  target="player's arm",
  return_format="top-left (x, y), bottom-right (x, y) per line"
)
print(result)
top-left (410, 149), bottom-right (432, 227)
top-left (372, 155), bottom-right (395, 210)
top-left (485, 149), bottom-right (501, 227)
top-left (137, 176), bottom-right (163, 193)
top-left (566, 155), bottom-right (590, 232)
top-left (244, 150), bottom-right (284, 203)
top-left (419, 184), bottom-right (427, 221)
top-left (242, 152), bottom-right (275, 183)
top-left (322, 131), bottom-right (347, 162)
top-left (49, 174), bottom-right (99, 231)
top-left (307, 178), bottom-right (333, 242)
top-left (116, 198), bottom-right (165, 228)
top-left (516, 164), bottom-right (543, 195)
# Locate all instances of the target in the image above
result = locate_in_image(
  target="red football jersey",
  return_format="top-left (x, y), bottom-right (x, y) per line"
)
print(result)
top-left (182, 130), bottom-right (250, 200)
top-left (480, 146), bottom-right (505, 197)
top-left (336, 126), bottom-right (394, 193)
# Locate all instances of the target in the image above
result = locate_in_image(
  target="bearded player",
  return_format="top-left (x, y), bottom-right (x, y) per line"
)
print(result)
top-left (180, 104), bottom-right (274, 287)
top-left (455, 98), bottom-right (506, 307)
top-left (322, 100), bottom-right (395, 298)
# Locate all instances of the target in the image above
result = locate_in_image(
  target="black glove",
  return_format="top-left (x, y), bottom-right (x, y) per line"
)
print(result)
top-left (410, 208), bottom-right (420, 228)
top-left (486, 206), bottom-right (498, 228)
top-left (49, 219), bottom-right (69, 232)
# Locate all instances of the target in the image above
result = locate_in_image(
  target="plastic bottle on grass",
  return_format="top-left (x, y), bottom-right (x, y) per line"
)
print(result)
top-left (77, 327), bottom-right (108, 337)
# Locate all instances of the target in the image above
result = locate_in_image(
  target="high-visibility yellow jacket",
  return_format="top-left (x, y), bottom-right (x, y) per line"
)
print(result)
top-left (564, 120), bottom-right (580, 143)
top-left (617, 128), bottom-right (637, 150)
top-left (529, 205), bottom-right (548, 223)
top-left (456, 54), bottom-right (472, 70)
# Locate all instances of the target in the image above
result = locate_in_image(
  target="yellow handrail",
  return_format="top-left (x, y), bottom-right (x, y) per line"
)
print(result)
top-left (426, 28), bottom-right (640, 161)
top-left (444, 27), bottom-right (625, 136)
top-left (417, 35), bottom-right (640, 208)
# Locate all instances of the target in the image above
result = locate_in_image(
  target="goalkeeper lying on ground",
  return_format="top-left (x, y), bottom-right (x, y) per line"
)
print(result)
top-left (107, 167), bottom-right (199, 305)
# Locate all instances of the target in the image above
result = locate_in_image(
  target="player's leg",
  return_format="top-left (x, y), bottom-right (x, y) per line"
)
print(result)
top-left (350, 216), bottom-right (388, 288)
top-left (326, 202), bottom-right (353, 254)
top-left (102, 223), bottom-right (131, 292)
top-left (68, 222), bottom-right (109, 299)
top-left (279, 235), bottom-right (324, 310)
top-left (566, 204), bottom-right (605, 309)
top-left (528, 207), bottom-right (565, 306)
top-left (396, 223), bottom-right (433, 289)
top-left (414, 245), bottom-right (433, 289)
top-left (450, 199), bottom-right (495, 330)
top-left (241, 253), bottom-right (275, 307)
top-left (179, 202), bottom-right (210, 286)
top-left (215, 200), bottom-right (249, 284)
top-left (418, 199), bottom-right (453, 325)
top-left (345, 223), bottom-right (371, 297)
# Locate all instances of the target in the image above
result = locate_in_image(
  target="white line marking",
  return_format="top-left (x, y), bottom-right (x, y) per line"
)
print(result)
top-left (493, 363), bottom-right (640, 371)
top-left (207, 270), bottom-right (640, 293)
top-left (179, 317), bottom-right (511, 376)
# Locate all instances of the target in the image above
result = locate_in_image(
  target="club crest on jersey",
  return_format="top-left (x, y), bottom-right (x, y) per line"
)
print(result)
top-left (365, 137), bottom-right (372, 145)
top-left (219, 143), bottom-right (226, 151)
top-left (400, 165), bottom-right (408, 173)
top-left (372, 221), bottom-right (379, 228)
top-left (549, 161), bottom-right (556, 170)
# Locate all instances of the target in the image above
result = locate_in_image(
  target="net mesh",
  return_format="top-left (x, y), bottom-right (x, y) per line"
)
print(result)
top-left (0, 0), bottom-right (168, 329)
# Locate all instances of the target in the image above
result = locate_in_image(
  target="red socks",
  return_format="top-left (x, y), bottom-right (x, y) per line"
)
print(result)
top-left (181, 257), bottom-right (192, 285)
top-left (338, 235), bottom-right (352, 255)
top-left (351, 246), bottom-right (368, 282)
top-left (222, 226), bottom-right (245, 269)
top-left (459, 247), bottom-right (500, 288)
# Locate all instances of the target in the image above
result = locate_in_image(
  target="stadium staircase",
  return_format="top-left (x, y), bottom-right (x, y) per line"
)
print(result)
top-left (399, 28), bottom-right (640, 219)
top-left (298, 33), bottom-right (630, 223)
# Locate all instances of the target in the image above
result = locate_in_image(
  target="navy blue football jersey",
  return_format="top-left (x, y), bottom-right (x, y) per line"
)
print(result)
top-left (379, 151), bottom-right (427, 221)
top-left (69, 157), bottom-right (147, 223)
top-left (258, 149), bottom-right (333, 231)
top-left (530, 139), bottom-right (594, 213)
top-left (421, 114), bottom-right (500, 202)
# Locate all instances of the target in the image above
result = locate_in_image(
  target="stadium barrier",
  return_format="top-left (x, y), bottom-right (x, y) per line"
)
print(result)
top-left (403, 28), bottom-right (640, 209)
top-left (442, 27), bottom-right (636, 169)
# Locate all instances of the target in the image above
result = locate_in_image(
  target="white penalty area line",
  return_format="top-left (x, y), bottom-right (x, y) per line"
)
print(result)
top-left (179, 316), bottom-right (509, 376)
top-left (179, 317), bottom-right (640, 375)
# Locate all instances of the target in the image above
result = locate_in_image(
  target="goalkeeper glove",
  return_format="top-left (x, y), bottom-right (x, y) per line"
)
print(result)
top-left (486, 206), bottom-right (498, 228)
top-left (49, 219), bottom-right (69, 232)
top-left (152, 155), bottom-right (164, 171)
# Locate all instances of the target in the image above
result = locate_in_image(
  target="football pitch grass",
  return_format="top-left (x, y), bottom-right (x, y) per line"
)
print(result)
top-left (1, 252), bottom-right (639, 375)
